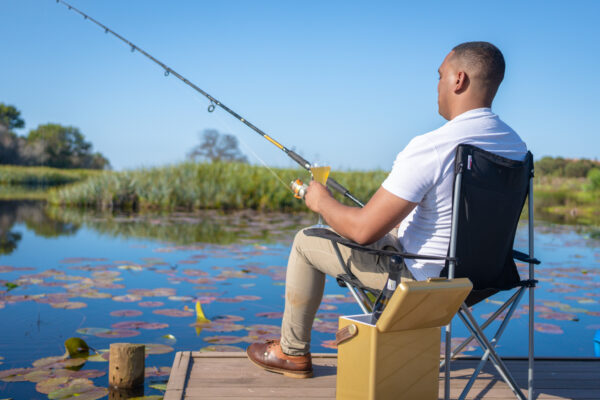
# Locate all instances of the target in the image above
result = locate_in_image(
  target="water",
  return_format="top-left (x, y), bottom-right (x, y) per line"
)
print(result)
top-left (0, 200), bottom-right (599, 398)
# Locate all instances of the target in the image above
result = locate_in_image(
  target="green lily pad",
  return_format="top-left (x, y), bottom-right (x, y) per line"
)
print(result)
top-left (76, 328), bottom-right (111, 336)
top-left (64, 338), bottom-right (90, 358)
top-left (36, 376), bottom-right (71, 394)
top-left (144, 343), bottom-right (174, 355)
top-left (47, 378), bottom-right (107, 399)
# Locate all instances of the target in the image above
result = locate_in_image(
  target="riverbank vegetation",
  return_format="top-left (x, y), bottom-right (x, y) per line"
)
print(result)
top-left (1, 156), bottom-right (599, 225)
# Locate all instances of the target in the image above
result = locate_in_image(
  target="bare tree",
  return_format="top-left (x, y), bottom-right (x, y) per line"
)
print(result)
top-left (188, 129), bottom-right (248, 163)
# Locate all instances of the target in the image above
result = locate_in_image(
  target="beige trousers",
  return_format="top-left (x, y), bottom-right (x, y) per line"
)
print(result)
top-left (280, 228), bottom-right (414, 356)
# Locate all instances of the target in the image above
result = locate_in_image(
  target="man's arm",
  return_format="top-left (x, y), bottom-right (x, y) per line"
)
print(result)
top-left (304, 181), bottom-right (417, 245)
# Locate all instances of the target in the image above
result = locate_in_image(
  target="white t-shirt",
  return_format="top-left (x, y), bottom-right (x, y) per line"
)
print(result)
top-left (381, 108), bottom-right (527, 281)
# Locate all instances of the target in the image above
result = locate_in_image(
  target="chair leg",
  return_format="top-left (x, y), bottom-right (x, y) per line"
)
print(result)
top-left (444, 323), bottom-right (452, 400)
top-left (440, 289), bottom-right (522, 368)
top-left (346, 284), bottom-right (371, 314)
top-left (458, 306), bottom-right (527, 400)
top-left (458, 288), bottom-right (526, 400)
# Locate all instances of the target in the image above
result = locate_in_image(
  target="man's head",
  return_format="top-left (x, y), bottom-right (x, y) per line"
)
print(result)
top-left (437, 41), bottom-right (505, 120)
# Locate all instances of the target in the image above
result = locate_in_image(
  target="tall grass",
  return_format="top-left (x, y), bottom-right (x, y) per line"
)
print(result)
top-left (40, 162), bottom-right (600, 225)
top-left (48, 162), bottom-right (388, 211)
top-left (0, 165), bottom-right (102, 186)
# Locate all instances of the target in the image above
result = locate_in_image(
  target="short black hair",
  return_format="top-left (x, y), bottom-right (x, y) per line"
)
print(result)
top-left (452, 41), bottom-right (505, 91)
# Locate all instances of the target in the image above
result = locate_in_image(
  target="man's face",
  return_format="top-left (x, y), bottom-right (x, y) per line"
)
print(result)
top-left (437, 51), bottom-right (457, 120)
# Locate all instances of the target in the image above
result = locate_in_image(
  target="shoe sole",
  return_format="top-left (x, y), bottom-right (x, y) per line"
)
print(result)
top-left (247, 351), bottom-right (313, 379)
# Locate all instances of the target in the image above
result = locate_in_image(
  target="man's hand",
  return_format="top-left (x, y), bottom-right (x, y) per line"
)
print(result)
top-left (304, 180), bottom-right (333, 214)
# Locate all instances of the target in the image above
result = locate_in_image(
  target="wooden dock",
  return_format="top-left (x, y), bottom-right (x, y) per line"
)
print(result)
top-left (164, 352), bottom-right (600, 400)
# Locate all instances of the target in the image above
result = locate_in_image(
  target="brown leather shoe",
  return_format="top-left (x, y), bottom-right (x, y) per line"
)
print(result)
top-left (246, 339), bottom-right (313, 378)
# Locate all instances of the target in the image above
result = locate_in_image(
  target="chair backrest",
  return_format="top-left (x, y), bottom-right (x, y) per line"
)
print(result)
top-left (440, 144), bottom-right (533, 292)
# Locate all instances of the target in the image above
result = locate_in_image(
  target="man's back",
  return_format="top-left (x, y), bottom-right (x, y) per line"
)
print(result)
top-left (382, 107), bottom-right (527, 280)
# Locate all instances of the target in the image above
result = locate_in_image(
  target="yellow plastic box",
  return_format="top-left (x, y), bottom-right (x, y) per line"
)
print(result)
top-left (336, 278), bottom-right (472, 400)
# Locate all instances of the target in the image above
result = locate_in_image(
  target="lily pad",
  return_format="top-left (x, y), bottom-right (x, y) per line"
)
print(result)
top-left (76, 328), bottom-right (111, 336)
top-left (153, 308), bottom-right (194, 317)
top-left (95, 329), bottom-right (141, 338)
top-left (50, 302), bottom-right (87, 310)
top-left (64, 338), bottom-right (90, 358)
top-left (534, 323), bottom-right (564, 334)
top-left (113, 294), bottom-right (142, 302)
top-left (47, 378), bottom-right (107, 399)
top-left (203, 336), bottom-right (245, 345)
top-left (145, 366), bottom-right (171, 377)
top-left (255, 312), bottom-right (283, 319)
top-left (139, 301), bottom-right (164, 307)
top-left (199, 345), bottom-right (244, 352)
top-left (110, 309), bottom-right (143, 317)
top-left (144, 343), bottom-right (174, 355)
top-left (36, 376), bottom-right (71, 394)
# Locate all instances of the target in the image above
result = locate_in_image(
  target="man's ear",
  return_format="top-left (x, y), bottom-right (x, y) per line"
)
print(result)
top-left (454, 71), bottom-right (469, 93)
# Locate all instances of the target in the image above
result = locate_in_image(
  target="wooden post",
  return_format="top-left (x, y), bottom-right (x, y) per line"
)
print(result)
top-left (109, 343), bottom-right (145, 389)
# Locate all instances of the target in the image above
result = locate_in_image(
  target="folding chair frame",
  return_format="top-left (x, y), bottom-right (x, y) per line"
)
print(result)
top-left (440, 170), bottom-right (538, 400)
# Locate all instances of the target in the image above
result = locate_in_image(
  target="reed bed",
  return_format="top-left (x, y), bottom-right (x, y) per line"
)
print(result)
top-left (48, 162), bottom-right (387, 212)
top-left (0, 165), bottom-right (102, 186)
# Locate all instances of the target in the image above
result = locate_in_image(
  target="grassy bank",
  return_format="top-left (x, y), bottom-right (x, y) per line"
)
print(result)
top-left (2, 162), bottom-right (597, 225)
top-left (532, 176), bottom-right (600, 225)
top-left (47, 162), bottom-right (387, 211)
top-left (0, 165), bottom-right (102, 186)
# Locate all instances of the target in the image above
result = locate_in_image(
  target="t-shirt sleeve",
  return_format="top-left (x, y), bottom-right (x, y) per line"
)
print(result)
top-left (381, 137), bottom-right (442, 203)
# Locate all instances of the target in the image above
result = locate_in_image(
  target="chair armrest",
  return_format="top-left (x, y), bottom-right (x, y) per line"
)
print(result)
top-left (304, 228), bottom-right (456, 262)
top-left (512, 249), bottom-right (541, 265)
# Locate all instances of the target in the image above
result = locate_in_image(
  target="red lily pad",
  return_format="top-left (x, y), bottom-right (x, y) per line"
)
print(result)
top-left (95, 329), bottom-right (141, 338)
top-left (139, 301), bottom-right (164, 307)
top-left (538, 312), bottom-right (578, 321)
top-left (50, 302), bottom-right (87, 309)
top-left (203, 335), bottom-right (245, 345)
top-left (534, 323), bottom-right (564, 334)
top-left (199, 345), bottom-right (244, 352)
top-left (153, 308), bottom-right (194, 317)
top-left (201, 323), bottom-right (245, 332)
top-left (0, 367), bottom-right (35, 382)
top-left (234, 295), bottom-right (261, 301)
top-left (110, 309), bottom-right (143, 317)
top-left (113, 294), bottom-right (142, 302)
top-left (145, 366), bottom-right (171, 377)
top-left (255, 312), bottom-right (283, 319)
top-left (212, 315), bottom-right (244, 323)
top-left (144, 343), bottom-right (174, 355)
top-left (321, 340), bottom-right (337, 349)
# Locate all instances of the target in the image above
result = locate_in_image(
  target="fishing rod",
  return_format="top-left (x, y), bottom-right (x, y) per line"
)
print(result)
top-left (53, 0), bottom-right (365, 208)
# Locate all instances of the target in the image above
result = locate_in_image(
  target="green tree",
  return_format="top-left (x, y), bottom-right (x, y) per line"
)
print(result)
top-left (188, 129), bottom-right (248, 163)
top-left (0, 103), bottom-right (25, 131)
top-left (26, 123), bottom-right (110, 169)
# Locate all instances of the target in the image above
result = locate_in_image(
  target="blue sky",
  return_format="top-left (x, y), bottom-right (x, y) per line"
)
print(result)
top-left (1, 0), bottom-right (599, 170)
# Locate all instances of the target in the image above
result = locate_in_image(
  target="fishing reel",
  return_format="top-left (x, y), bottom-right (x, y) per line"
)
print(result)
top-left (290, 179), bottom-right (309, 199)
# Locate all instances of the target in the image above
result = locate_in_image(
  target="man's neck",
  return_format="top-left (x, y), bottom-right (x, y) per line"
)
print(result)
top-left (449, 101), bottom-right (492, 120)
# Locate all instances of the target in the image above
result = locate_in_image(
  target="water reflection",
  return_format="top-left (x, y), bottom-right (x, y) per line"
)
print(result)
top-left (0, 200), bottom-right (79, 254)
top-left (0, 200), bottom-right (313, 254)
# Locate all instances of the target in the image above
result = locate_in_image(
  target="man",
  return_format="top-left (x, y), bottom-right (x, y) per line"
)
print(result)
top-left (247, 41), bottom-right (527, 378)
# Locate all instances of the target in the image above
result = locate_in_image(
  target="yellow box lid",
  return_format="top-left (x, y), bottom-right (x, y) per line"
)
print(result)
top-left (376, 278), bottom-right (472, 332)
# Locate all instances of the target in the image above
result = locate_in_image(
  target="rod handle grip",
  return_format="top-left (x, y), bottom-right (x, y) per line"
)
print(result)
top-left (326, 177), bottom-right (348, 195)
top-left (287, 150), bottom-right (311, 170)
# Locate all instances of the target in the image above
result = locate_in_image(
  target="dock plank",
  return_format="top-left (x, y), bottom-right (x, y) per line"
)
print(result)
top-left (166, 352), bottom-right (600, 399)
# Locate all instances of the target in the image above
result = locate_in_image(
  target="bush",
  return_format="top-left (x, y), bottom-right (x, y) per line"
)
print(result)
top-left (587, 168), bottom-right (600, 191)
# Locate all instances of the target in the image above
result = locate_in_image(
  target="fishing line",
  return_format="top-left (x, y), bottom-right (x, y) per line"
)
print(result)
top-left (211, 109), bottom-right (292, 192)
top-left (53, 0), bottom-right (364, 207)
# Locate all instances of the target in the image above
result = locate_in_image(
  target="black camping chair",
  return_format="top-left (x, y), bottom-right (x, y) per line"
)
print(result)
top-left (304, 144), bottom-right (540, 400)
